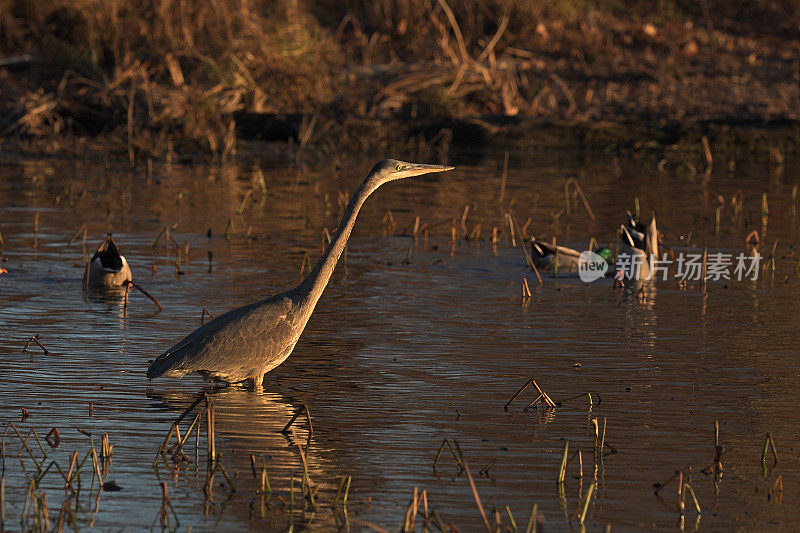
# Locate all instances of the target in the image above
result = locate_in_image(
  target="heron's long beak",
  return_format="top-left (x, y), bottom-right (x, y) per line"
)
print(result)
top-left (403, 163), bottom-right (455, 177)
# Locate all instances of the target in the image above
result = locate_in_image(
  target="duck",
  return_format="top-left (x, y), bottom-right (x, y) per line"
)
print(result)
top-left (619, 211), bottom-right (658, 280)
top-left (530, 237), bottom-right (613, 273)
top-left (84, 234), bottom-right (132, 289)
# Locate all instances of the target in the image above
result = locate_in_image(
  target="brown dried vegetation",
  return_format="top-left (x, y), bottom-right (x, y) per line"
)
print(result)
top-left (1, 0), bottom-right (800, 158)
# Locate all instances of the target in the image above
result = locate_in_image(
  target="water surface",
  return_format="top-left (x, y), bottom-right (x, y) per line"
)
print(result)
top-left (0, 150), bottom-right (798, 531)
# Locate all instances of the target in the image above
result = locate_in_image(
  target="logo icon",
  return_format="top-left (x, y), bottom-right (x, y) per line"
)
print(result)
top-left (578, 250), bottom-right (608, 282)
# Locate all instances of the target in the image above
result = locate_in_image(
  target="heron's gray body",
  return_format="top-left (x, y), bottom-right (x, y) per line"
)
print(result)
top-left (148, 294), bottom-right (299, 383)
top-left (146, 159), bottom-right (454, 387)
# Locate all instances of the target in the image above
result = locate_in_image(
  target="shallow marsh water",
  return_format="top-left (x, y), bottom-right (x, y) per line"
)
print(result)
top-left (0, 150), bottom-right (799, 531)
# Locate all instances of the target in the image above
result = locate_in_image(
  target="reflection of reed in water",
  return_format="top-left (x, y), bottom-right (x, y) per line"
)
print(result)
top-left (147, 387), bottom-right (339, 529)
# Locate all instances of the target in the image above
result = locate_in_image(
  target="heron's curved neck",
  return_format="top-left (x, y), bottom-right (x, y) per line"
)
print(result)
top-left (294, 177), bottom-right (379, 320)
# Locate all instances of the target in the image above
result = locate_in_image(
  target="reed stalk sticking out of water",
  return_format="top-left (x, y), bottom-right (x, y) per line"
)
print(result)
top-left (578, 482), bottom-right (595, 525)
top-left (453, 440), bottom-right (491, 532)
top-left (524, 503), bottom-right (539, 533)
top-left (498, 151), bottom-right (509, 206)
top-left (761, 432), bottom-right (778, 466)
top-left (557, 441), bottom-right (569, 485)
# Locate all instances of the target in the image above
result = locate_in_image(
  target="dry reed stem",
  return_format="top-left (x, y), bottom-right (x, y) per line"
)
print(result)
top-left (68, 224), bottom-right (87, 246)
top-left (564, 177), bottom-right (596, 221)
top-left (7, 423), bottom-right (41, 468)
top-left (282, 404), bottom-right (313, 435)
top-left (215, 455), bottom-right (235, 493)
top-left (173, 411), bottom-right (202, 461)
top-left (525, 503), bottom-right (538, 533)
top-left (504, 378), bottom-right (556, 410)
top-left (557, 441), bottom-right (569, 484)
top-left (578, 482), bottom-right (595, 524)
top-left (509, 213), bottom-right (535, 268)
top-left (453, 441), bottom-right (491, 532)
top-left (701, 136), bottom-right (713, 171)
top-left (478, 458), bottom-right (497, 477)
top-left (45, 427), bottom-right (60, 448)
top-left (769, 474), bottom-right (783, 502)
top-left (522, 393), bottom-right (545, 411)
top-left (683, 483), bottom-right (701, 514)
top-left (291, 433), bottom-right (315, 508)
top-left (201, 307), bottom-right (215, 324)
top-left (90, 447), bottom-right (102, 488)
top-left (506, 213), bottom-right (516, 246)
top-left (123, 282), bottom-right (130, 316)
top-left (435, 0), bottom-right (471, 65)
top-left (433, 437), bottom-right (464, 471)
top-left (762, 432), bottom-right (778, 465)
top-left (207, 400), bottom-right (216, 469)
top-left (460, 204), bottom-right (470, 236)
top-left (701, 248), bottom-right (708, 291)
top-left (50, 461), bottom-right (76, 494)
top-left (250, 454), bottom-right (258, 479)
top-left (124, 281), bottom-right (163, 311)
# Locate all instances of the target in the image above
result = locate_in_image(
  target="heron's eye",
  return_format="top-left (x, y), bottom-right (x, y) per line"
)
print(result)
top-left (396, 165), bottom-right (403, 171)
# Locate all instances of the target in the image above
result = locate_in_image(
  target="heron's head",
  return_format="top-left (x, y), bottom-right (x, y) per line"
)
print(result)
top-left (366, 159), bottom-right (454, 187)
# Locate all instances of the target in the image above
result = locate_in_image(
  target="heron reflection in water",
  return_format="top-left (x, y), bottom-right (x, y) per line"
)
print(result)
top-left (147, 160), bottom-right (454, 388)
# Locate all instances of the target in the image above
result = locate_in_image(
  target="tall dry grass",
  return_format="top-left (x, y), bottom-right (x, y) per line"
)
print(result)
top-left (1, 0), bottom-right (799, 157)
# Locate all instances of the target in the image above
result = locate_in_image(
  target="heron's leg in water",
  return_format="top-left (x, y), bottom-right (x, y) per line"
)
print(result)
top-left (233, 377), bottom-right (264, 392)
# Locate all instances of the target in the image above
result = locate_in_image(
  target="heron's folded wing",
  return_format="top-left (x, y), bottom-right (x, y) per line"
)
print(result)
top-left (146, 301), bottom-right (263, 378)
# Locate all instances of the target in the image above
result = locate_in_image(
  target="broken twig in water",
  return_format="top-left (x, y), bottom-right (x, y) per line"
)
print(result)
top-left (124, 281), bottom-right (163, 311)
top-left (22, 335), bottom-right (49, 355)
top-left (504, 379), bottom-right (556, 410)
top-left (433, 438), bottom-right (464, 471)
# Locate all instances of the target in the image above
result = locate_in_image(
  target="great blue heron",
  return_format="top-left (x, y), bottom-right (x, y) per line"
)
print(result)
top-left (84, 234), bottom-right (132, 288)
top-left (147, 159), bottom-right (454, 387)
